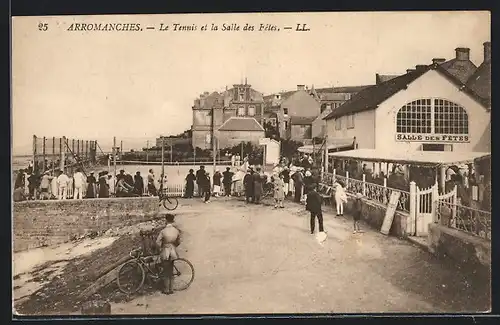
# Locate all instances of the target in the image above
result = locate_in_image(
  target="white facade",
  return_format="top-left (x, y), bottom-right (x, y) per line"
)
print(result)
top-left (327, 69), bottom-right (491, 154)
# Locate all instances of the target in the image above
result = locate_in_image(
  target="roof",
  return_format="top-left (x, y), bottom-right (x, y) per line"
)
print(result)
top-left (466, 61), bottom-right (491, 103)
top-left (376, 74), bottom-right (399, 84)
top-left (298, 138), bottom-right (355, 153)
top-left (218, 117), bottom-right (265, 132)
top-left (315, 85), bottom-right (373, 94)
top-left (328, 149), bottom-right (491, 167)
top-left (290, 116), bottom-right (316, 125)
top-left (324, 64), bottom-right (490, 120)
top-left (440, 58), bottom-right (477, 84)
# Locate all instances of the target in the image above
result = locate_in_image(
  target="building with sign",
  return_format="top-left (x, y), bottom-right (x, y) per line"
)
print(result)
top-left (323, 42), bottom-right (491, 155)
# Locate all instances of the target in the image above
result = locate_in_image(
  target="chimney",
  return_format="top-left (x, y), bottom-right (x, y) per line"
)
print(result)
top-left (406, 69), bottom-right (416, 74)
top-left (432, 58), bottom-right (446, 64)
top-left (297, 85), bottom-right (305, 91)
top-left (455, 47), bottom-right (470, 61)
top-left (415, 65), bottom-right (427, 71)
top-left (483, 41), bottom-right (491, 63)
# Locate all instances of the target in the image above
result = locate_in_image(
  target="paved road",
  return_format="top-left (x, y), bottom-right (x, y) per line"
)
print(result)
top-left (111, 197), bottom-right (490, 314)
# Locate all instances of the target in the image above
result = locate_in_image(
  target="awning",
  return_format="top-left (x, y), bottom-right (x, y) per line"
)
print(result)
top-left (328, 148), bottom-right (491, 167)
top-left (298, 138), bottom-right (354, 154)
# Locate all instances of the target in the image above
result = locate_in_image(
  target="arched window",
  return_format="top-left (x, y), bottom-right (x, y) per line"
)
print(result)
top-left (434, 99), bottom-right (469, 134)
top-left (248, 105), bottom-right (256, 116)
top-left (396, 98), bottom-right (469, 135)
top-left (396, 99), bottom-right (432, 133)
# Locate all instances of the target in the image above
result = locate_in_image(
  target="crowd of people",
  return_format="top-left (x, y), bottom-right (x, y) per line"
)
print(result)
top-left (12, 166), bottom-right (171, 201)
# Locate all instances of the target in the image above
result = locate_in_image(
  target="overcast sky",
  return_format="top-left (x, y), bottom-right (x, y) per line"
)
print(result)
top-left (12, 11), bottom-right (490, 153)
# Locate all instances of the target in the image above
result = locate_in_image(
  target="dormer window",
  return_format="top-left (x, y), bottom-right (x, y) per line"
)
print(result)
top-left (239, 93), bottom-right (245, 101)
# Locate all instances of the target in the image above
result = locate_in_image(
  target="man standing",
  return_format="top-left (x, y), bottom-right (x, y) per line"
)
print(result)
top-left (57, 170), bottom-right (70, 200)
top-left (222, 167), bottom-right (234, 197)
top-left (134, 171), bottom-right (144, 196)
top-left (280, 167), bottom-right (290, 197)
top-left (213, 170), bottom-right (222, 197)
top-left (156, 213), bottom-right (181, 295)
top-left (292, 169), bottom-right (304, 203)
top-left (195, 166), bottom-right (206, 197)
top-left (147, 169), bottom-right (157, 196)
top-left (252, 166), bottom-right (264, 204)
top-left (73, 168), bottom-right (86, 199)
top-left (243, 168), bottom-right (254, 203)
top-left (306, 183), bottom-right (324, 235)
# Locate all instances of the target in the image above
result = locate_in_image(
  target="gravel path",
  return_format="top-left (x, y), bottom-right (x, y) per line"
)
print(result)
top-left (108, 197), bottom-right (490, 314)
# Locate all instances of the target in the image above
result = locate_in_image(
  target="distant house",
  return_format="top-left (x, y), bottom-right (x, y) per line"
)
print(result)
top-left (191, 81), bottom-right (264, 149)
top-left (216, 117), bottom-right (265, 149)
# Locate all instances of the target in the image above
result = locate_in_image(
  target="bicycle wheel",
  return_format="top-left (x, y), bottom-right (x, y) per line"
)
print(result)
top-left (117, 260), bottom-right (145, 294)
top-left (172, 258), bottom-right (195, 291)
top-left (162, 196), bottom-right (179, 210)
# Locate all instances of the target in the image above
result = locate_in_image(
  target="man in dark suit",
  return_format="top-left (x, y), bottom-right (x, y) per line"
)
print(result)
top-left (222, 167), bottom-right (234, 197)
top-left (195, 166), bottom-right (206, 197)
top-left (306, 183), bottom-right (324, 235)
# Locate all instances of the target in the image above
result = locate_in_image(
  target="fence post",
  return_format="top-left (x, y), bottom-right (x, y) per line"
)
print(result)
top-left (60, 137), bottom-right (66, 171)
top-left (451, 185), bottom-right (457, 227)
top-left (362, 174), bottom-right (366, 196)
top-left (408, 181), bottom-right (417, 236)
top-left (431, 182), bottom-right (439, 223)
top-left (383, 177), bottom-right (387, 188)
top-left (346, 171), bottom-right (349, 187)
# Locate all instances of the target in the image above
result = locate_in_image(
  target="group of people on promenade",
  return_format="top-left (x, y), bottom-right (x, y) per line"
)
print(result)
top-left (12, 166), bottom-right (170, 201)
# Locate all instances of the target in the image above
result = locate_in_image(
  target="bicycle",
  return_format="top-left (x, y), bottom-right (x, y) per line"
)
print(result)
top-left (158, 184), bottom-right (179, 211)
top-left (116, 248), bottom-right (195, 295)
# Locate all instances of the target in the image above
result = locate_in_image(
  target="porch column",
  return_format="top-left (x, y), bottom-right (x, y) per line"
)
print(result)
top-left (440, 166), bottom-right (446, 193)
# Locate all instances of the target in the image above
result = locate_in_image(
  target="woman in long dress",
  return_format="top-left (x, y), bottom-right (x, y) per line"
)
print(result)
top-left (98, 172), bottom-right (110, 198)
top-left (273, 173), bottom-right (285, 208)
top-left (334, 180), bottom-right (347, 216)
top-left (184, 169), bottom-right (196, 198)
top-left (86, 172), bottom-right (97, 198)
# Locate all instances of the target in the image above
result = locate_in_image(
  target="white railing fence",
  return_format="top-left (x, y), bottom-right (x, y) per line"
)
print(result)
top-left (321, 171), bottom-right (410, 213)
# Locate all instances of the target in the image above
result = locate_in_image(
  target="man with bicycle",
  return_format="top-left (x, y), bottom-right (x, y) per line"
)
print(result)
top-left (156, 213), bottom-right (181, 295)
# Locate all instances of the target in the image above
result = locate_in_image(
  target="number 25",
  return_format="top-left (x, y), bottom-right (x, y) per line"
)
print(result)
top-left (38, 23), bottom-right (48, 31)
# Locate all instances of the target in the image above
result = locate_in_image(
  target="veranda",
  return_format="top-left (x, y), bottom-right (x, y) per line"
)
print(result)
top-left (320, 149), bottom-right (491, 240)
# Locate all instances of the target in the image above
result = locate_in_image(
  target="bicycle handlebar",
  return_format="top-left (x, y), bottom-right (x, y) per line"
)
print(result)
top-left (130, 248), bottom-right (143, 258)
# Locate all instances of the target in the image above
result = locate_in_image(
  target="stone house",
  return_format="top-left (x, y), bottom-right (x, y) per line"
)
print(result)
top-left (191, 81), bottom-right (264, 150)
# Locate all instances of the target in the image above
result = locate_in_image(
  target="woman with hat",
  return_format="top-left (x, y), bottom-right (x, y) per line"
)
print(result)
top-left (98, 171), bottom-right (110, 198)
top-left (86, 171), bottom-right (97, 198)
top-left (273, 172), bottom-right (285, 208)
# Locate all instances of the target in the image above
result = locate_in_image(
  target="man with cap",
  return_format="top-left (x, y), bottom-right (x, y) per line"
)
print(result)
top-left (222, 167), bottom-right (234, 197)
top-left (306, 183), bottom-right (324, 235)
top-left (156, 213), bottom-right (181, 295)
top-left (73, 168), bottom-right (86, 200)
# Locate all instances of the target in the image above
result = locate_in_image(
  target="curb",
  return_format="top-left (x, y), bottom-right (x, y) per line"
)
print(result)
top-left (406, 236), bottom-right (430, 252)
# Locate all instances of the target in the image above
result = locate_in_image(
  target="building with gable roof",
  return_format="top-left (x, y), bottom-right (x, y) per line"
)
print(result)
top-left (191, 80), bottom-right (265, 149)
top-left (323, 42), bottom-right (491, 155)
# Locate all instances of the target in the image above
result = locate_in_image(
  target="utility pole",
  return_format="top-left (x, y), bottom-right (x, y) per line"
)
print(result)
top-left (146, 140), bottom-right (149, 162)
top-left (211, 107), bottom-right (216, 172)
top-left (161, 137), bottom-right (165, 191)
top-left (170, 138), bottom-right (173, 163)
top-left (113, 137), bottom-right (117, 179)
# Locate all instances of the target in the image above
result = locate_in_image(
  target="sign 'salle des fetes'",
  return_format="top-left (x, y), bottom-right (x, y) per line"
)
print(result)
top-left (395, 133), bottom-right (470, 143)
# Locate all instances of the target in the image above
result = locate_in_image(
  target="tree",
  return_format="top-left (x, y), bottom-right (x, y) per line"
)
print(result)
top-left (280, 139), bottom-right (303, 160)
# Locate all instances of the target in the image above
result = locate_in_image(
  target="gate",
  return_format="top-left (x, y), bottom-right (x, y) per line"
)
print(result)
top-left (435, 185), bottom-right (458, 227)
top-left (415, 184), bottom-right (435, 236)
top-left (413, 182), bottom-right (457, 236)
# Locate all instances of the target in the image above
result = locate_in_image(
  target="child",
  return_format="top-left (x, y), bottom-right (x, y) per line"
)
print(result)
top-left (353, 192), bottom-right (363, 233)
top-left (334, 180), bottom-right (347, 216)
top-left (273, 173), bottom-right (285, 208)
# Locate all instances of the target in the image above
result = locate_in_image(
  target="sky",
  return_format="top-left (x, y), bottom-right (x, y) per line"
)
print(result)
top-left (12, 11), bottom-right (490, 154)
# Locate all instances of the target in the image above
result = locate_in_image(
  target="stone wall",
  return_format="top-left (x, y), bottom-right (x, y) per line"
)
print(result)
top-left (343, 195), bottom-right (409, 237)
top-left (13, 197), bottom-right (160, 253)
top-left (428, 223), bottom-right (491, 276)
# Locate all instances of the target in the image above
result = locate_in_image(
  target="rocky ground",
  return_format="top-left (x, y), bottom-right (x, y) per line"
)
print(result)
top-left (13, 197), bottom-right (491, 315)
